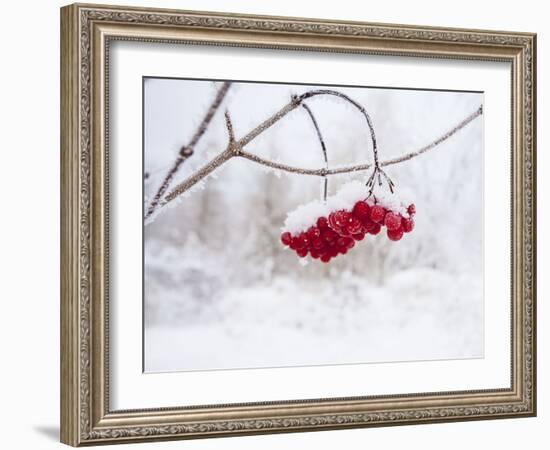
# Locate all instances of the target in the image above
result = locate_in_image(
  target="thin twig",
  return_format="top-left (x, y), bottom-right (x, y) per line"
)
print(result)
top-left (165, 99), bottom-right (303, 203)
top-left (160, 94), bottom-right (482, 212)
top-left (162, 147), bottom-right (235, 203)
top-left (301, 104), bottom-right (328, 167)
top-left (237, 151), bottom-right (335, 175)
top-left (298, 90), bottom-right (394, 196)
top-left (224, 110), bottom-right (235, 142)
top-left (301, 102), bottom-right (329, 201)
top-left (238, 99), bottom-right (302, 148)
top-left (379, 105), bottom-right (483, 167)
top-left (144, 81), bottom-right (232, 219)
top-left (297, 90), bottom-right (378, 164)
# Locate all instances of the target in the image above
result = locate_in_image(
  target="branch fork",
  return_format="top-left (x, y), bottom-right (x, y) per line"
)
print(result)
top-left (145, 82), bottom-right (483, 220)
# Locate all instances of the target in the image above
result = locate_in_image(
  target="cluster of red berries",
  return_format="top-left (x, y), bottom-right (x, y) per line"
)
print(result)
top-left (280, 200), bottom-right (416, 263)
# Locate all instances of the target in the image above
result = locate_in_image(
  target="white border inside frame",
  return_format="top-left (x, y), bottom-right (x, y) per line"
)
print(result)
top-left (109, 41), bottom-right (511, 410)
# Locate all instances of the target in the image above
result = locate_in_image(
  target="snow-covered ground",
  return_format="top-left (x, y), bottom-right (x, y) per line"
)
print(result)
top-left (143, 79), bottom-right (484, 373)
top-left (145, 270), bottom-right (482, 372)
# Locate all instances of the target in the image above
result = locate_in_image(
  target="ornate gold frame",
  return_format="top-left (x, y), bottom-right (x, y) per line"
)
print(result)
top-left (60, 2), bottom-right (536, 446)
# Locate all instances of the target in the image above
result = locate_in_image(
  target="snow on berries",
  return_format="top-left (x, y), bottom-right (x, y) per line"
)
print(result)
top-left (384, 212), bottom-right (402, 231)
top-left (369, 204), bottom-right (386, 224)
top-left (280, 181), bottom-right (416, 263)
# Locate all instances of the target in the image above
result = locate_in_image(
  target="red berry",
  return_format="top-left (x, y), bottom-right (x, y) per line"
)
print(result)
top-left (281, 232), bottom-right (292, 246)
top-left (307, 226), bottom-right (321, 240)
top-left (329, 247), bottom-right (339, 257)
top-left (384, 212), bottom-right (402, 231)
top-left (336, 209), bottom-right (353, 233)
top-left (336, 237), bottom-right (348, 248)
top-left (337, 237), bottom-right (354, 249)
top-left (310, 249), bottom-right (320, 259)
top-left (322, 229), bottom-right (337, 242)
top-left (387, 228), bottom-right (404, 241)
top-left (340, 211), bottom-right (352, 223)
top-left (353, 232), bottom-right (365, 241)
top-left (369, 223), bottom-right (382, 235)
top-left (352, 200), bottom-right (370, 220)
top-left (402, 217), bottom-right (414, 233)
top-left (339, 247), bottom-right (348, 255)
top-left (312, 237), bottom-right (325, 250)
top-left (370, 205), bottom-right (386, 223)
top-left (320, 254), bottom-right (331, 263)
top-left (317, 216), bottom-right (329, 229)
top-left (290, 233), bottom-right (308, 250)
top-left (317, 217), bottom-right (328, 230)
top-left (328, 211), bottom-right (340, 231)
top-left (408, 204), bottom-right (416, 215)
top-left (294, 233), bottom-right (308, 250)
top-left (348, 217), bottom-right (363, 234)
top-left (329, 210), bottom-right (348, 232)
top-left (361, 218), bottom-right (375, 232)
top-left (339, 226), bottom-right (352, 237)
top-left (297, 248), bottom-right (308, 257)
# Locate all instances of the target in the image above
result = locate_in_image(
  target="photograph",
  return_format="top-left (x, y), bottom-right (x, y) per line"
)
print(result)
top-left (143, 78), bottom-right (484, 373)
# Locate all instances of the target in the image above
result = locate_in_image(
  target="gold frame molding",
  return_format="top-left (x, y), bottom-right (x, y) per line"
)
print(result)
top-left (60, 2), bottom-right (536, 446)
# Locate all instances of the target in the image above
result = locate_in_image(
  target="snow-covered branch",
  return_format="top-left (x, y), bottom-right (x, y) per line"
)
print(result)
top-left (156, 90), bottom-right (483, 217)
top-left (240, 102), bottom-right (480, 176)
top-left (145, 81), bottom-right (232, 220)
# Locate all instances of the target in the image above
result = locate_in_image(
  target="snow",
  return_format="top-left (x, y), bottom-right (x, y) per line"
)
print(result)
top-left (145, 269), bottom-right (482, 372)
top-left (282, 180), bottom-right (411, 234)
top-left (282, 200), bottom-right (329, 234)
top-left (143, 79), bottom-right (484, 373)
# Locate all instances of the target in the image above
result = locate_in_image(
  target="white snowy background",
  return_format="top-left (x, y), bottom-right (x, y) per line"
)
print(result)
top-left (143, 79), bottom-right (484, 372)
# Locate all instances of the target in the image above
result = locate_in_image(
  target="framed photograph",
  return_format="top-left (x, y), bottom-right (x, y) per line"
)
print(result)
top-left (60, 3), bottom-right (536, 446)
